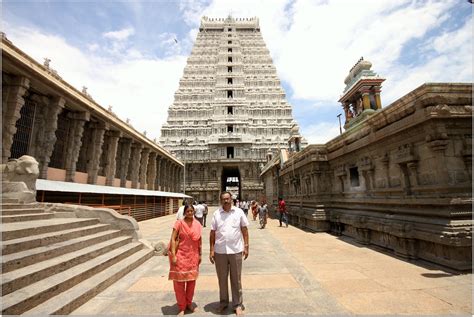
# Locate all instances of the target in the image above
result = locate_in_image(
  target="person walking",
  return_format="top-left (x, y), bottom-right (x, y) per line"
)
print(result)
top-left (176, 200), bottom-right (186, 220)
top-left (169, 204), bottom-right (202, 315)
top-left (194, 202), bottom-right (205, 226)
top-left (250, 201), bottom-right (258, 221)
top-left (278, 197), bottom-right (288, 227)
top-left (209, 192), bottom-right (249, 315)
top-left (258, 202), bottom-right (268, 229)
top-left (241, 200), bottom-right (249, 217)
top-left (202, 201), bottom-right (208, 227)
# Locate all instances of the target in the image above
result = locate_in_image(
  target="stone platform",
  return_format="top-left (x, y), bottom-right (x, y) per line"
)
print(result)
top-left (72, 208), bottom-right (472, 315)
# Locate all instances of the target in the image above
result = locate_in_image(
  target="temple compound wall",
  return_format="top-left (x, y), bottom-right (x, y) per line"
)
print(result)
top-left (2, 34), bottom-right (185, 218)
top-left (262, 82), bottom-right (472, 270)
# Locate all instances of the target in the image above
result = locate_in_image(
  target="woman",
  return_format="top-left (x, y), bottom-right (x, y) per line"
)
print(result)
top-left (250, 200), bottom-right (258, 221)
top-left (169, 204), bottom-right (202, 315)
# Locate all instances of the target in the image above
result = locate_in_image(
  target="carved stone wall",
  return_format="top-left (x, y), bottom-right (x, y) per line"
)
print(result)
top-left (262, 83), bottom-right (472, 270)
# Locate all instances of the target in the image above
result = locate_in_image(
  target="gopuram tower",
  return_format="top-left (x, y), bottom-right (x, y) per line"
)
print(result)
top-left (160, 16), bottom-right (306, 204)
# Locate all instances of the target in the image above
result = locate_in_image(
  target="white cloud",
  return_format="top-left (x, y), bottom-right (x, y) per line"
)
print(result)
top-left (3, 0), bottom-right (470, 147)
top-left (301, 121), bottom-right (341, 145)
top-left (4, 24), bottom-right (186, 142)
top-left (103, 27), bottom-right (135, 41)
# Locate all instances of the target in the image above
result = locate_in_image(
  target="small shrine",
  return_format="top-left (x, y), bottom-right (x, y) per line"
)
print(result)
top-left (339, 57), bottom-right (385, 129)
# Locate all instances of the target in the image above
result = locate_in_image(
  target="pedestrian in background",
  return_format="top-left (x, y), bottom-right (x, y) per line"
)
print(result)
top-left (194, 201), bottom-right (205, 226)
top-left (202, 201), bottom-right (208, 227)
top-left (278, 197), bottom-right (288, 227)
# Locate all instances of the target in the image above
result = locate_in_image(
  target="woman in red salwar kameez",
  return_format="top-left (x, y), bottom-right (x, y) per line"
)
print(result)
top-left (169, 204), bottom-right (202, 315)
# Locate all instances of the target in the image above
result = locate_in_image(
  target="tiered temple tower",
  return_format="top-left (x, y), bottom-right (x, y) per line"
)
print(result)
top-left (160, 16), bottom-right (306, 204)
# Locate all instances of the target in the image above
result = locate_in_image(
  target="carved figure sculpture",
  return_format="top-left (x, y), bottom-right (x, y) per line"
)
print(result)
top-left (2, 155), bottom-right (40, 191)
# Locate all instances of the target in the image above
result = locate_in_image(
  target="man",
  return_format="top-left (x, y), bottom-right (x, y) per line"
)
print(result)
top-left (278, 197), bottom-right (288, 227)
top-left (241, 200), bottom-right (249, 216)
top-left (202, 201), bottom-right (208, 227)
top-left (176, 200), bottom-right (186, 220)
top-left (194, 201), bottom-right (205, 226)
top-left (210, 192), bottom-right (249, 315)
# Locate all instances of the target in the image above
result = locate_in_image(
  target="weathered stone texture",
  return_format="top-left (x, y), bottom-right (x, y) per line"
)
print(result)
top-left (262, 83), bottom-right (472, 270)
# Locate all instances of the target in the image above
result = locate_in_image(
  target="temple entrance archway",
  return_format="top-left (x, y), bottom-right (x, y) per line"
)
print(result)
top-left (221, 166), bottom-right (241, 200)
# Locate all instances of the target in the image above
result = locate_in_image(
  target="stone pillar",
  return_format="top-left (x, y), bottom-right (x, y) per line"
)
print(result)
top-left (130, 142), bottom-right (143, 188)
top-left (87, 122), bottom-right (107, 184)
top-left (374, 92), bottom-right (382, 109)
top-left (2, 76), bottom-right (30, 163)
top-left (161, 160), bottom-right (169, 191)
top-left (155, 156), bottom-right (162, 190)
top-left (65, 111), bottom-right (90, 182)
top-left (104, 130), bottom-right (121, 186)
top-left (139, 147), bottom-right (151, 189)
top-left (147, 152), bottom-right (157, 190)
top-left (30, 95), bottom-right (65, 179)
top-left (362, 92), bottom-right (371, 110)
top-left (118, 138), bottom-right (132, 187)
top-left (173, 165), bottom-right (179, 192)
top-left (178, 169), bottom-right (183, 193)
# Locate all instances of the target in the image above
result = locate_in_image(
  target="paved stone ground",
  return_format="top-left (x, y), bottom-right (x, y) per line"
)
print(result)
top-left (72, 208), bottom-right (472, 315)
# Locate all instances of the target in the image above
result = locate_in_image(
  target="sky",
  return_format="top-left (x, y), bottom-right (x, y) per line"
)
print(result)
top-left (2, 0), bottom-right (472, 144)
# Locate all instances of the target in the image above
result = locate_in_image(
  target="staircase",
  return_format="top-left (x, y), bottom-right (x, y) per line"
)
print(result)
top-left (1, 199), bottom-right (154, 315)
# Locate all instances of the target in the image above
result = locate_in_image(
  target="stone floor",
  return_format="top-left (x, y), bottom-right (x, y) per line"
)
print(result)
top-left (72, 208), bottom-right (473, 315)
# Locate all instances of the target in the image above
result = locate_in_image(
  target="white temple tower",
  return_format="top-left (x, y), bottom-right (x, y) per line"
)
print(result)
top-left (160, 16), bottom-right (307, 203)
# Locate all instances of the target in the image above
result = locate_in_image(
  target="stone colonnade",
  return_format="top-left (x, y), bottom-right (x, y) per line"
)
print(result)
top-left (2, 74), bottom-right (183, 193)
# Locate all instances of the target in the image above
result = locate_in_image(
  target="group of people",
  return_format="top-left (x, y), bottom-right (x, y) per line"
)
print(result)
top-left (176, 200), bottom-right (208, 227)
top-left (168, 192), bottom-right (248, 315)
top-left (168, 194), bottom-right (288, 315)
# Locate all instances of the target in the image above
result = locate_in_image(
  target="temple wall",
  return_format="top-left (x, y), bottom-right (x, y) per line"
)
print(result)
top-left (263, 83), bottom-right (472, 270)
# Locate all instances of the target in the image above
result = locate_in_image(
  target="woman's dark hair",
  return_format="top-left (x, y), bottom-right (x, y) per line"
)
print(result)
top-left (183, 204), bottom-right (195, 213)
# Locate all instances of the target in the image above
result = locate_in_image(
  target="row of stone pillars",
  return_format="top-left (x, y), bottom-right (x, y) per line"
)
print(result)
top-left (2, 75), bottom-right (183, 192)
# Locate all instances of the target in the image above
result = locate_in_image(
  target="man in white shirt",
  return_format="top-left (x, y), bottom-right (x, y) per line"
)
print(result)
top-left (209, 192), bottom-right (249, 315)
top-left (194, 202), bottom-right (205, 225)
top-left (176, 200), bottom-right (186, 220)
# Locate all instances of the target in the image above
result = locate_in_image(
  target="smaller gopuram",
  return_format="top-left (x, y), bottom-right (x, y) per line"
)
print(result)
top-left (339, 57), bottom-right (385, 129)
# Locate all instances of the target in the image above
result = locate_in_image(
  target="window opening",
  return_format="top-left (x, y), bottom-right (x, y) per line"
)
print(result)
top-left (228, 66), bottom-right (233, 73)
top-left (227, 78), bottom-right (233, 84)
top-left (227, 125), bottom-right (234, 133)
top-left (227, 90), bottom-right (233, 98)
top-left (227, 106), bottom-right (234, 114)
top-left (349, 167), bottom-right (360, 187)
top-left (227, 147), bottom-right (234, 158)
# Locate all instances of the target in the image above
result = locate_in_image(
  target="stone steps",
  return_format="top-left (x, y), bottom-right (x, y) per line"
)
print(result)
top-left (1, 198), bottom-right (21, 204)
top-left (2, 242), bottom-right (145, 314)
top-left (23, 248), bottom-right (154, 315)
top-left (2, 235), bottom-right (133, 295)
top-left (1, 207), bottom-right (44, 214)
top-left (2, 228), bottom-right (122, 273)
top-left (1, 218), bottom-right (100, 241)
top-left (2, 223), bottom-right (110, 255)
top-left (1, 212), bottom-right (55, 223)
top-left (1, 201), bottom-right (153, 314)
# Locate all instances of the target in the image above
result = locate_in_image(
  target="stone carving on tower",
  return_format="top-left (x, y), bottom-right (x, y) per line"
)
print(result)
top-left (160, 16), bottom-right (307, 203)
top-left (339, 57), bottom-right (385, 129)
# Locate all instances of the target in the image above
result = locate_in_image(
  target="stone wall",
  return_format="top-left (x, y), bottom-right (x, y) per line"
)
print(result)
top-left (262, 83), bottom-right (472, 270)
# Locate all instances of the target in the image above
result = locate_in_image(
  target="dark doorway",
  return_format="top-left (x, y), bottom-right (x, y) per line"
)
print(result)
top-left (221, 167), bottom-right (241, 200)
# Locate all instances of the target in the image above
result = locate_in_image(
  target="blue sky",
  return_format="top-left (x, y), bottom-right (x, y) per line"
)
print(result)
top-left (2, 0), bottom-right (472, 144)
